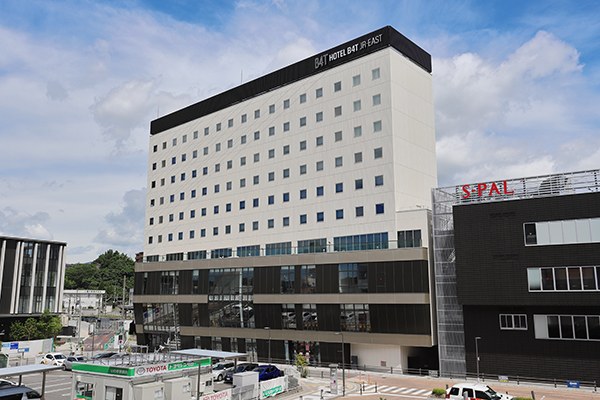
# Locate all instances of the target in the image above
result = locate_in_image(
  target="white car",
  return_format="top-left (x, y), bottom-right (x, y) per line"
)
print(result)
top-left (212, 362), bottom-right (234, 381)
top-left (40, 352), bottom-right (66, 366)
top-left (447, 382), bottom-right (513, 400)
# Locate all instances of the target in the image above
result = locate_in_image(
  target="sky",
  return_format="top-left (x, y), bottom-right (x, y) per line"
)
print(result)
top-left (1, 0), bottom-right (600, 263)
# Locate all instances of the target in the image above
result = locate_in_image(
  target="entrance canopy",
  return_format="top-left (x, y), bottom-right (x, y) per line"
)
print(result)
top-left (172, 349), bottom-right (248, 360)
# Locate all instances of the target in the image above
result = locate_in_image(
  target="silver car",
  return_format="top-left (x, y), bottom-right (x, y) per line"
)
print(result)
top-left (63, 355), bottom-right (88, 371)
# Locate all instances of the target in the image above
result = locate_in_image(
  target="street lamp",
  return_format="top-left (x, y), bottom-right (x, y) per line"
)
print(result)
top-left (334, 332), bottom-right (345, 396)
top-left (264, 327), bottom-right (271, 364)
top-left (475, 336), bottom-right (481, 382)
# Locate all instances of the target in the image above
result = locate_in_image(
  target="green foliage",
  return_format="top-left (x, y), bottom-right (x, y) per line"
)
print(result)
top-left (431, 388), bottom-right (446, 397)
top-left (10, 310), bottom-right (62, 341)
top-left (65, 263), bottom-right (100, 290)
top-left (295, 354), bottom-right (309, 378)
top-left (514, 397), bottom-right (533, 400)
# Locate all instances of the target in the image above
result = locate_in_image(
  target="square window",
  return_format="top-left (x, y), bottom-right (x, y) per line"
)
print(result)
top-left (283, 192), bottom-right (289, 202)
top-left (200, 229), bottom-right (206, 237)
top-left (317, 212), bottom-right (324, 222)
top-left (300, 116), bottom-right (306, 126)
top-left (215, 163), bottom-right (220, 172)
top-left (316, 160), bottom-right (323, 171)
top-left (353, 75), bottom-right (361, 86)
top-left (239, 223), bottom-right (245, 232)
top-left (214, 184), bottom-right (220, 193)
top-left (240, 178), bottom-right (246, 187)
top-left (253, 221), bottom-right (259, 230)
top-left (356, 206), bottom-right (364, 217)
top-left (268, 195), bottom-right (274, 204)
top-left (161, 178), bottom-right (166, 185)
top-left (373, 94), bottom-right (381, 106)
top-left (300, 140), bottom-right (307, 151)
top-left (226, 203), bottom-right (231, 212)
top-left (253, 198), bottom-right (259, 207)
top-left (190, 210), bottom-right (196, 218)
top-left (193, 150), bottom-right (198, 158)
top-left (159, 197), bottom-right (164, 205)
top-left (314, 187), bottom-right (324, 198)
top-left (283, 216), bottom-right (290, 226)
top-left (354, 126), bottom-right (362, 137)
top-left (268, 150), bottom-right (275, 160)
top-left (268, 219), bottom-right (274, 228)
top-left (228, 139), bottom-right (233, 148)
top-left (300, 214), bottom-right (307, 224)
top-left (353, 100), bottom-right (361, 111)
top-left (374, 120), bottom-right (382, 132)
top-left (162, 142), bottom-right (167, 149)
top-left (355, 179), bottom-right (363, 189)
top-left (300, 93), bottom-right (306, 103)
top-left (375, 175), bottom-right (384, 186)
top-left (190, 230), bottom-right (195, 239)
top-left (225, 225), bottom-right (231, 234)
top-left (201, 208), bottom-right (207, 216)
top-left (216, 123), bottom-right (221, 131)
top-left (254, 153), bottom-right (260, 163)
top-left (226, 181), bottom-right (232, 190)
top-left (227, 160), bottom-right (232, 169)
top-left (335, 156), bottom-right (343, 167)
top-left (372, 68), bottom-right (380, 80)
top-left (254, 109), bottom-right (260, 119)
top-left (336, 182), bottom-right (343, 193)
top-left (269, 104), bottom-right (275, 114)
top-left (316, 136), bottom-right (323, 146)
top-left (283, 99), bottom-right (290, 108)
top-left (228, 118), bottom-right (233, 127)
top-left (334, 106), bottom-right (342, 116)
top-left (316, 88), bottom-right (323, 98)
top-left (240, 200), bottom-right (246, 209)
top-left (204, 127), bottom-right (209, 135)
top-left (336, 209), bottom-right (344, 219)
top-left (241, 114), bottom-right (247, 123)
top-left (269, 171), bottom-right (275, 181)
top-left (253, 175), bottom-right (259, 185)
top-left (214, 205), bottom-right (219, 214)
top-left (316, 111), bottom-right (323, 122)
top-left (283, 145), bottom-right (290, 155)
top-left (334, 131), bottom-right (342, 142)
top-left (240, 156), bottom-right (246, 166)
top-left (376, 203), bottom-right (384, 214)
top-left (215, 143), bottom-right (221, 152)
top-left (283, 168), bottom-right (290, 178)
top-left (354, 152), bottom-right (362, 163)
top-left (254, 131), bottom-right (260, 140)
top-left (241, 135), bottom-right (247, 144)
top-left (300, 189), bottom-right (307, 199)
top-left (204, 146), bottom-right (209, 155)
top-left (213, 227), bottom-right (218, 235)
top-left (334, 81), bottom-right (341, 92)
top-left (374, 147), bottom-right (383, 159)
top-left (269, 126), bottom-right (275, 136)
top-left (300, 164), bottom-right (307, 175)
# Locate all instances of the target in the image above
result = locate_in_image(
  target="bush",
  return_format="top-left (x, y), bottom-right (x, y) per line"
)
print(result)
top-left (431, 388), bottom-right (446, 397)
top-left (513, 397), bottom-right (533, 400)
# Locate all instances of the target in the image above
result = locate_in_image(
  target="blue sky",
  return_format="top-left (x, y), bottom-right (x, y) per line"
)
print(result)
top-left (1, 0), bottom-right (599, 263)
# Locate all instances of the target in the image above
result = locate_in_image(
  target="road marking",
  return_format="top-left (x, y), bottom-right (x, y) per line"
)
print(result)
top-left (413, 389), bottom-right (429, 395)
top-left (363, 384), bottom-right (376, 390)
top-left (377, 385), bottom-right (390, 391)
top-left (401, 388), bottom-right (417, 394)
top-left (391, 387), bottom-right (406, 392)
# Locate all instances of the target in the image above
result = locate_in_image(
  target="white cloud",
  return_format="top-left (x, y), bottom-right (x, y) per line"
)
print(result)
top-left (0, 207), bottom-right (53, 240)
top-left (94, 189), bottom-right (146, 252)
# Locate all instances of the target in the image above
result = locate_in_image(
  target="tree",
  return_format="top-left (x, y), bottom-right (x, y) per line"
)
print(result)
top-left (9, 310), bottom-right (62, 341)
top-left (38, 310), bottom-right (62, 339)
top-left (64, 263), bottom-right (100, 290)
top-left (93, 250), bottom-right (135, 302)
top-left (10, 318), bottom-right (39, 341)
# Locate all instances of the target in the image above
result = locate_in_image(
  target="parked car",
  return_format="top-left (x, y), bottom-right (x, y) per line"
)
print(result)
top-left (40, 352), bottom-right (66, 366)
top-left (0, 385), bottom-right (41, 399)
top-left (224, 363), bottom-right (258, 383)
top-left (212, 362), bottom-right (235, 381)
top-left (0, 379), bottom-right (17, 388)
top-left (252, 365), bottom-right (283, 381)
top-left (447, 382), bottom-right (513, 400)
top-left (63, 355), bottom-right (88, 371)
top-left (91, 352), bottom-right (117, 359)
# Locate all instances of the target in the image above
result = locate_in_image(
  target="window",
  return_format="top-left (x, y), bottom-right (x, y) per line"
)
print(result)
top-left (162, 160), bottom-right (166, 167)
top-left (283, 145), bottom-right (290, 155)
top-left (201, 208), bottom-right (206, 216)
top-left (376, 203), bottom-right (384, 214)
top-left (161, 177), bottom-right (166, 185)
top-left (372, 67), bottom-right (380, 80)
top-left (216, 123), bottom-right (221, 131)
top-left (353, 75), bottom-right (361, 86)
top-left (193, 150), bottom-right (198, 158)
top-left (159, 216), bottom-right (163, 223)
top-left (239, 223), bottom-right (245, 232)
top-left (316, 112), bottom-right (323, 122)
top-left (500, 314), bottom-right (527, 330)
top-left (213, 227), bottom-right (218, 235)
top-left (228, 118), bottom-right (233, 127)
top-left (374, 120), bottom-right (382, 132)
top-left (226, 181), bottom-right (232, 190)
top-left (190, 230), bottom-right (194, 239)
top-left (354, 152), bottom-right (362, 163)
top-left (152, 163), bottom-right (156, 170)
top-left (162, 141), bottom-right (167, 149)
top-left (336, 182), bottom-right (343, 193)
top-left (204, 127), bottom-right (209, 135)
top-left (192, 170), bottom-right (197, 178)
top-left (334, 81), bottom-right (341, 92)
top-left (300, 214), bottom-right (307, 224)
top-left (215, 143), bottom-right (221, 152)
top-left (178, 232), bottom-right (183, 240)
top-left (317, 212), bottom-right (324, 222)
top-left (269, 104), bottom-right (275, 113)
top-left (253, 175), bottom-right (259, 185)
top-left (373, 94), bottom-right (381, 106)
top-left (335, 156), bottom-right (343, 167)
top-left (300, 93), bottom-right (306, 103)
top-left (375, 175), bottom-right (384, 186)
top-left (227, 160), bottom-right (232, 169)
top-left (374, 147), bottom-right (383, 159)
top-left (316, 88), bottom-right (323, 98)
top-left (283, 216), bottom-right (290, 226)
top-left (240, 178), bottom-right (246, 187)
top-left (353, 100), bottom-right (361, 111)
top-left (169, 213), bottom-right (174, 222)
top-left (240, 200), bottom-right (245, 210)
top-left (524, 218), bottom-right (600, 246)
top-left (201, 229), bottom-right (206, 237)
top-left (253, 153), bottom-right (259, 163)
top-left (241, 114), bottom-right (247, 123)
top-left (225, 225), bottom-right (231, 234)
top-left (254, 131), bottom-right (260, 140)
top-left (316, 136), bottom-right (323, 146)
top-left (528, 266), bottom-right (600, 292)
top-left (168, 233), bottom-right (173, 241)
top-left (215, 163), bottom-right (220, 172)
top-left (253, 198), bottom-right (259, 207)
top-left (226, 203), bottom-right (231, 212)
top-left (241, 135), bottom-right (247, 144)
top-left (268, 195), bottom-right (274, 205)
top-left (269, 126), bottom-right (275, 136)
top-left (227, 139), bottom-right (233, 148)
top-left (300, 164), bottom-right (307, 175)
top-left (173, 138), bottom-right (177, 146)
top-left (316, 161), bottom-right (323, 171)
top-left (355, 206), bottom-right (364, 217)
top-left (357, 178), bottom-right (366, 189)
top-left (170, 194), bottom-right (175, 202)
top-left (300, 140), bottom-right (307, 150)
top-left (171, 176), bottom-right (175, 183)
top-left (214, 184), bottom-right (220, 193)
top-left (283, 99), bottom-right (290, 109)
top-left (190, 210), bottom-right (195, 218)
top-left (300, 116), bottom-right (306, 126)
top-left (203, 167), bottom-right (208, 175)
top-left (172, 157), bottom-right (176, 165)
top-left (153, 145), bottom-right (157, 152)
top-left (316, 186), bottom-right (324, 196)
top-left (240, 156), bottom-right (246, 166)
top-left (254, 109), bottom-right (260, 119)
top-left (268, 149), bottom-right (275, 159)
top-left (268, 171), bottom-right (275, 181)
top-left (149, 217), bottom-right (154, 225)
top-left (300, 189), bottom-right (307, 199)
top-left (253, 221), bottom-right (259, 230)
top-left (204, 146), bottom-right (208, 155)
top-left (159, 197), bottom-right (164, 205)
top-left (268, 219), bottom-right (274, 228)
top-left (283, 192), bottom-right (289, 202)
top-left (214, 205), bottom-right (219, 214)
top-left (336, 209), bottom-right (344, 220)
top-left (179, 212), bottom-right (184, 220)
top-left (334, 106), bottom-right (342, 116)
top-left (191, 189), bottom-right (196, 198)
top-left (334, 131), bottom-right (342, 142)
top-left (283, 122), bottom-right (290, 132)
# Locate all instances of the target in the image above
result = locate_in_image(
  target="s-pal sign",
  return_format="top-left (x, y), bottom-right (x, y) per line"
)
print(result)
top-left (462, 181), bottom-right (514, 199)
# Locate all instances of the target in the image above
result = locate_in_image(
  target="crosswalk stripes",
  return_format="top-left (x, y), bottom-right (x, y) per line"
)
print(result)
top-left (391, 387), bottom-right (406, 393)
top-left (350, 384), bottom-right (431, 397)
top-left (401, 388), bottom-right (417, 394)
top-left (412, 389), bottom-right (429, 395)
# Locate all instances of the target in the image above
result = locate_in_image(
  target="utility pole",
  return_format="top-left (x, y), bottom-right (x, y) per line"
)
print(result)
top-left (122, 276), bottom-right (126, 321)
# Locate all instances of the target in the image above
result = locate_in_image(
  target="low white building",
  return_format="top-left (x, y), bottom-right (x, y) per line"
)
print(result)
top-left (62, 290), bottom-right (105, 313)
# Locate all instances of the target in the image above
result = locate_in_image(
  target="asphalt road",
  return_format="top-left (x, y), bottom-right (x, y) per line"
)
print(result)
top-left (14, 369), bottom-right (73, 400)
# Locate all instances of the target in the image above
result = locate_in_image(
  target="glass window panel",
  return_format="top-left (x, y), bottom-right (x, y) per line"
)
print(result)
top-left (587, 316), bottom-right (600, 340)
top-left (591, 218), bottom-right (600, 242)
top-left (548, 221), bottom-right (563, 244)
top-left (576, 219), bottom-right (592, 243)
top-left (524, 223), bottom-right (537, 245)
top-left (541, 268), bottom-right (554, 291)
top-left (582, 267), bottom-right (596, 290)
top-left (536, 222), bottom-right (550, 245)
top-left (560, 315), bottom-right (574, 338)
top-left (568, 267), bottom-right (582, 290)
top-left (547, 316), bottom-right (560, 338)
top-left (554, 267), bottom-right (568, 290)
top-left (574, 316), bottom-right (587, 339)
top-left (563, 220), bottom-right (577, 244)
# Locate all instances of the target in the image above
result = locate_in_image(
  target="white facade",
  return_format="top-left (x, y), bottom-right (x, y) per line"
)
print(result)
top-left (144, 46), bottom-right (436, 258)
top-left (62, 289), bottom-right (105, 312)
